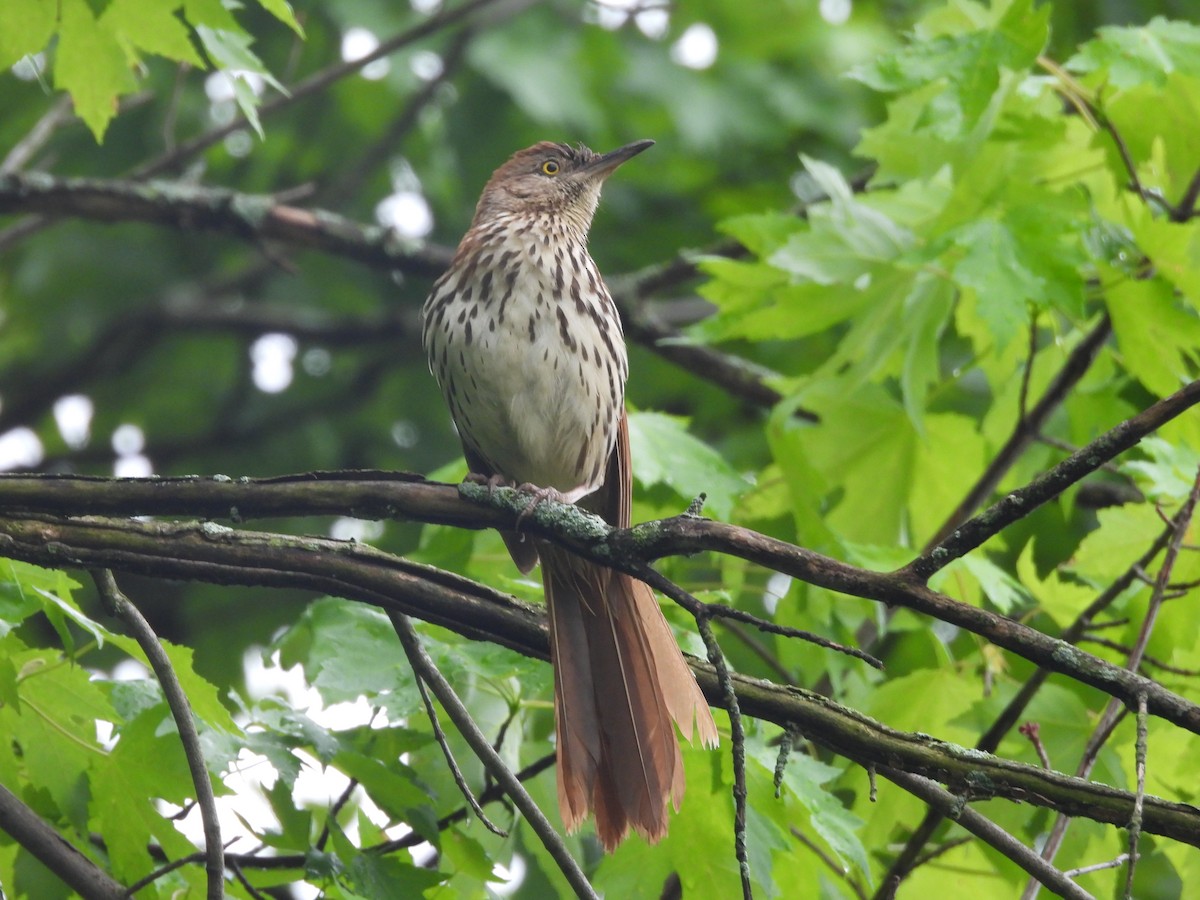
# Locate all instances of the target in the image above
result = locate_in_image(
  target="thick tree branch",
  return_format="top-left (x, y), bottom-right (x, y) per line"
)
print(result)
top-left (877, 516), bottom-right (1178, 897)
top-left (0, 171), bottom-right (454, 277)
top-left (0, 511), bottom-right (1198, 847)
top-left (0, 170), bottom-right (782, 421)
top-left (1, 437), bottom-right (1199, 735)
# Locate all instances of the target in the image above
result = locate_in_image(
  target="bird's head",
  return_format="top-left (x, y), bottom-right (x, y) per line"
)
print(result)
top-left (470, 139), bottom-right (654, 233)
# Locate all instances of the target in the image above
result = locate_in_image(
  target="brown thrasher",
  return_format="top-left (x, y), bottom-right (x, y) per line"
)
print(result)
top-left (421, 140), bottom-right (718, 850)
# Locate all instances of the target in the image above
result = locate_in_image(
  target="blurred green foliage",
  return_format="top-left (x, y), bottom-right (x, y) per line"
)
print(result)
top-left (1, 0), bottom-right (1199, 897)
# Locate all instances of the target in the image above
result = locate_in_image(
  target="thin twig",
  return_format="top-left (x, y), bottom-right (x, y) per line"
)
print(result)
top-left (118, 756), bottom-right (558, 890)
top-left (911, 373), bottom-right (1196, 577)
top-left (1017, 310), bottom-right (1039, 423)
top-left (1077, 636), bottom-right (1200, 677)
top-left (227, 858), bottom-right (269, 900)
top-left (790, 826), bottom-right (868, 900)
top-left (908, 836), bottom-right (972, 870)
top-left (134, 0), bottom-right (517, 180)
top-left (386, 612), bottom-right (597, 900)
top-left (1063, 854), bottom-right (1133, 878)
top-left (1023, 464), bottom-right (1200, 898)
top-left (921, 314), bottom-right (1112, 552)
top-left (320, 29), bottom-right (474, 206)
top-left (371, 754), bottom-right (553, 854)
top-left (314, 778), bottom-right (360, 852)
top-left (90, 569), bottom-right (224, 900)
top-left (1018, 722), bottom-right (1052, 769)
top-left (411, 661), bottom-right (507, 836)
top-left (881, 769), bottom-right (1094, 900)
top-left (1124, 693), bottom-right (1148, 899)
top-left (0, 95), bottom-right (73, 174)
top-left (723, 619), bottom-right (795, 684)
top-left (704, 600), bottom-right (882, 669)
top-left (876, 515), bottom-right (1177, 898)
top-left (693, 610), bottom-right (753, 900)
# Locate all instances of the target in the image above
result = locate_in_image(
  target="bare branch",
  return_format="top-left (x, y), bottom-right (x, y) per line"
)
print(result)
top-left (409, 652), bottom-right (508, 837)
top-left (388, 612), bottom-right (597, 900)
top-left (0, 783), bottom-right (126, 900)
top-left (1024, 463), bottom-right (1200, 897)
top-left (0, 170), bottom-right (789, 422)
top-left (133, 0), bottom-right (524, 180)
top-left (91, 569), bottom-right (224, 900)
top-left (922, 314), bottom-right (1112, 551)
top-left (791, 826), bottom-right (868, 900)
top-left (0, 171), bottom-right (454, 276)
top-left (0, 511), bottom-right (1198, 846)
top-left (911, 377), bottom-right (1200, 576)
top-left (879, 769), bottom-right (1093, 900)
top-left (879, 517), bottom-right (1176, 896)
top-left (0, 457), bottom-right (1199, 734)
top-left (0, 95), bottom-right (73, 175)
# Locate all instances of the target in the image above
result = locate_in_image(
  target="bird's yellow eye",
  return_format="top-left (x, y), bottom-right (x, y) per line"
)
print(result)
top-left (541, 160), bottom-right (560, 175)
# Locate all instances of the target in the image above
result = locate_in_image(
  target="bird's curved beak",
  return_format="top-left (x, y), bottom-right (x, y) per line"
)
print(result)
top-left (583, 139), bottom-right (655, 179)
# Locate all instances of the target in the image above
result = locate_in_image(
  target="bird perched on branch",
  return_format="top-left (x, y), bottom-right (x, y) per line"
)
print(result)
top-left (422, 139), bottom-right (718, 850)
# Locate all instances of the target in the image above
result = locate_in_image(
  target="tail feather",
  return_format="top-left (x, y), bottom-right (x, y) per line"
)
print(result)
top-left (542, 543), bottom-right (717, 850)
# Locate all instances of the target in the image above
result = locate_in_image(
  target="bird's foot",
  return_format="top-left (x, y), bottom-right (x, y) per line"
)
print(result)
top-left (513, 483), bottom-right (569, 528)
top-left (463, 472), bottom-right (513, 497)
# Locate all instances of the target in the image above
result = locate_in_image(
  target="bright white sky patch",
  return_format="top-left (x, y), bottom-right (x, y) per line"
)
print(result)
top-left (111, 423), bottom-right (152, 477)
top-left (762, 571), bottom-right (791, 617)
top-left (410, 49), bottom-right (444, 81)
top-left (251, 332), bottom-right (298, 394)
top-left (330, 517), bottom-right (385, 543)
top-left (111, 423), bottom-right (145, 456)
top-left (342, 27), bottom-right (390, 80)
top-left (54, 394), bottom-right (93, 449)
top-left (671, 23), bottom-right (718, 70)
top-left (820, 0), bottom-right (852, 25)
top-left (204, 70), bottom-right (265, 103)
top-left (114, 455), bottom-right (153, 477)
top-left (0, 427), bottom-right (43, 470)
top-left (635, 7), bottom-right (670, 40)
top-left (593, 3), bottom-right (629, 30)
top-left (376, 190), bottom-right (434, 240)
top-left (491, 855), bottom-right (527, 895)
top-left (410, 0), bottom-right (442, 14)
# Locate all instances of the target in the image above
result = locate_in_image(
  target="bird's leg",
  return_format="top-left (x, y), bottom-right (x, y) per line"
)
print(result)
top-left (513, 482), bottom-right (570, 528)
top-left (463, 473), bottom-right (565, 526)
top-left (463, 471), bottom-right (513, 496)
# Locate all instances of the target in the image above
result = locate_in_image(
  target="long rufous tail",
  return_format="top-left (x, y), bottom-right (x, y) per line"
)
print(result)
top-left (540, 543), bottom-right (719, 850)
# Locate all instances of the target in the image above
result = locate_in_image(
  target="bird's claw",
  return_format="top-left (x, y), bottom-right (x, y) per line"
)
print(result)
top-left (514, 483), bottom-right (568, 528)
top-left (464, 472), bottom-right (512, 497)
